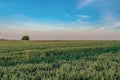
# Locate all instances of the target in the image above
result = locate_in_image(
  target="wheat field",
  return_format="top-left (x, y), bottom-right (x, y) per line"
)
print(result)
top-left (0, 40), bottom-right (120, 80)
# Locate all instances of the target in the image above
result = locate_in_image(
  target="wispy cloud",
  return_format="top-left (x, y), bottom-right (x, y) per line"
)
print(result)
top-left (78, 14), bottom-right (90, 19)
top-left (102, 12), bottom-right (115, 23)
top-left (95, 0), bottom-right (120, 23)
top-left (77, 0), bottom-right (95, 9)
top-left (97, 21), bottom-right (120, 31)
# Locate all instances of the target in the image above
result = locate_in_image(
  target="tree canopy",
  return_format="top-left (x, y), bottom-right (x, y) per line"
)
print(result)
top-left (21, 36), bottom-right (29, 40)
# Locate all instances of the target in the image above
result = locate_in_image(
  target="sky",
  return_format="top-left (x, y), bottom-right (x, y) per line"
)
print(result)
top-left (0, 0), bottom-right (120, 40)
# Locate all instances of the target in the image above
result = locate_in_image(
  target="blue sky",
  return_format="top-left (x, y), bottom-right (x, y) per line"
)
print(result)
top-left (0, 0), bottom-right (120, 40)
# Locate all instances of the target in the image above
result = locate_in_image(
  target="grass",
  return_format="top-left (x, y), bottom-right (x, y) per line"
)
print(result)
top-left (0, 40), bottom-right (120, 80)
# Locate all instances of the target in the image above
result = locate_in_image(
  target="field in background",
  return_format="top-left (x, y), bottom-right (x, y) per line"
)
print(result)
top-left (0, 40), bottom-right (120, 80)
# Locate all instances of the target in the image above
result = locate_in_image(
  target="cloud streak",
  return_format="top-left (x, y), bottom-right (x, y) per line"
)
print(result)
top-left (77, 0), bottom-right (95, 9)
top-left (95, 0), bottom-right (120, 23)
top-left (78, 14), bottom-right (90, 19)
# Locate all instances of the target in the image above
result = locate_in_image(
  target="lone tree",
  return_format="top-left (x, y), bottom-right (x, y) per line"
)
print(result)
top-left (21, 36), bottom-right (29, 40)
